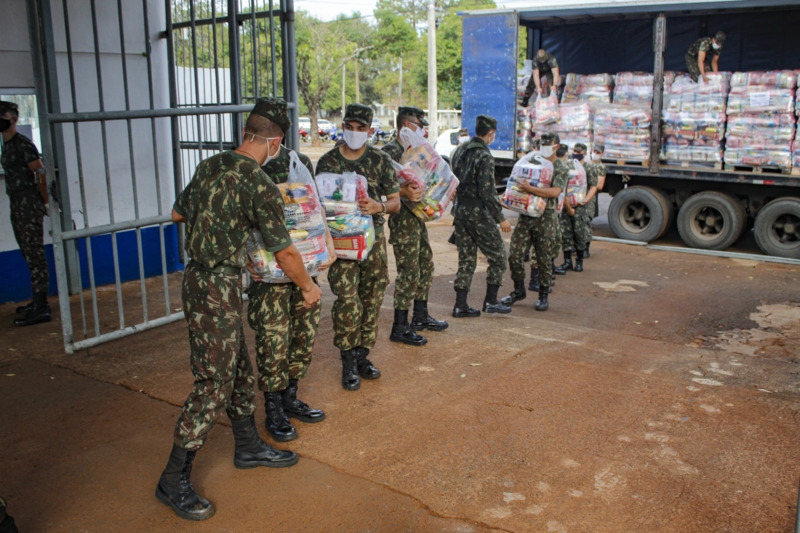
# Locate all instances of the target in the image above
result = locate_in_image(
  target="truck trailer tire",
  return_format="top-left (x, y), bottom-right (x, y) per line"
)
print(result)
top-left (753, 197), bottom-right (800, 258)
top-left (608, 186), bottom-right (671, 242)
top-left (677, 191), bottom-right (746, 251)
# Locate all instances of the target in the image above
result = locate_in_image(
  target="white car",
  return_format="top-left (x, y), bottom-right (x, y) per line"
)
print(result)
top-left (298, 117), bottom-right (311, 130)
top-left (317, 119), bottom-right (334, 134)
top-left (433, 128), bottom-right (460, 162)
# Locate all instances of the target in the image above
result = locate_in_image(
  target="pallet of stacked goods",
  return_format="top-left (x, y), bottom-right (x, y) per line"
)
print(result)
top-left (535, 102), bottom-right (593, 152)
top-left (516, 60), bottom-right (535, 156)
top-left (613, 72), bottom-right (654, 107)
top-left (724, 70), bottom-right (797, 173)
top-left (561, 73), bottom-right (613, 107)
top-left (661, 72), bottom-right (730, 167)
top-left (593, 104), bottom-right (651, 163)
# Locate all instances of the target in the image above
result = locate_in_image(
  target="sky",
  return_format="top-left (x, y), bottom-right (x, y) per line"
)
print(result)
top-left (293, 0), bottom-right (520, 23)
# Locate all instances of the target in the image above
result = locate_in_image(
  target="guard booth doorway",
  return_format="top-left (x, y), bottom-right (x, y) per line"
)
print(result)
top-left (21, 0), bottom-right (300, 353)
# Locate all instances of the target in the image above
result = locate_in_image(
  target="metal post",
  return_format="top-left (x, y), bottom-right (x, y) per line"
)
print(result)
top-left (281, 0), bottom-right (299, 149)
top-left (649, 13), bottom-right (666, 174)
top-left (427, 0), bottom-right (438, 140)
top-left (229, 0), bottom-right (243, 139)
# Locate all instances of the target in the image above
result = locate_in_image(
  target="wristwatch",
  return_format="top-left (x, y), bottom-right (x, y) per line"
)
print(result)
top-left (378, 201), bottom-right (386, 215)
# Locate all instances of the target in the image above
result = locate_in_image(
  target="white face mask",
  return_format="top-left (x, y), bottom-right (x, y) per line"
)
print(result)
top-left (712, 42), bottom-right (720, 50)
top-left (343, 128), bottom-right (368, 150)
top-left (245, 132), bottom-right (280, 166)
top-left (540, 144), bottom-right (554, 158)
top-left (399, 126), bottom-right (426, 148)
top-left (458, 135), bottom-right (470, 144)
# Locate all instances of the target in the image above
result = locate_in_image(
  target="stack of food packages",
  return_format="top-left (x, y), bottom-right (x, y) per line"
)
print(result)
top-left (565, 158), bottom-right (588, 208)
top-left (535, 93), bottom-right (560, 126)
top-left (247, 182), bottom-right (329, 281)
top-left (593, 104), bottom-right (652, 161)
top-left (660, 72), bottom-right (729, 164)
top-left (561, 73), bottom-right (613, 107)
top-left (536, 102), bottom-right (593, 152)
top-left (394, 142), bottom-right (460, 222)
top-left (613, 72), bottom-right (654, 106)
top-left (517, 106), bottom-right (535, 154)
top-left (795, 75), bottom-right (800, 167)
top-left (501, 152), bottom-right (555, 218)
top-left (725, 70), bottom-right (797, 168)
top-left (315, 172), bottom-right (375, 261)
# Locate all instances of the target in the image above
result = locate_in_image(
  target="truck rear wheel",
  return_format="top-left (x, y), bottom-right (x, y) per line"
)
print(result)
top-left (608, 186), bottom-right (671, 242)
top-left (754, 197), bottom-right (800, 258)
top-left (676, 191), bottom-right (746, 251)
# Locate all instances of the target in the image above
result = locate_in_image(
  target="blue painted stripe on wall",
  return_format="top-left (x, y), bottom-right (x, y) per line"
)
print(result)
top-left (0, 224), bottom-right (183, 304)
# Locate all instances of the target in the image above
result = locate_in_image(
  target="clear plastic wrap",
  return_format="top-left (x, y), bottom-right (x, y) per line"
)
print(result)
top-left (395, 141), bottom-right (460, 222)
top-left (565, 159), bottom-right (587, 207)
top-left (316, 172), bottom-right (369, 216)
top-left (613, 72), bottom-right (654, 106)
top-left (726, 86), bottom-right (795, 114)
top-left (501, 152), bottom-right (555, 218)
top-left (593, 104), bottom-right (652, 160)
top-left (535, 93), bottom-right (560, 125)
top-left (730, 70), bottom-right (798, 89)
top-left (561, 73), bottom-right (613, 105)
top-left (326, 213), bottom-right (375, 261)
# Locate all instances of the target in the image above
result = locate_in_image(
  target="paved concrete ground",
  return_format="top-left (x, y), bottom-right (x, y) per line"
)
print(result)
top-left (2, 211), bottom-right (799, 532)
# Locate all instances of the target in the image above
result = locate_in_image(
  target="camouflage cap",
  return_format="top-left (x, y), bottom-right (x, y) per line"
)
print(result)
top-left (540, 132), bottom-right (560, 145)
top-left (573, 143), bottom-right (588, 153)
top-left (476, 114), bottom-right (498, 131)
top-left (714, 31), bottom-right (726, 45)
top-left (251, 97), bottom-right (291, 133)
top-left (593, 142), bottom-right (605, 153)
top-left (398, 106), bottom-right (429, 126)
top-left (344, 103), bottom-right (373, 126)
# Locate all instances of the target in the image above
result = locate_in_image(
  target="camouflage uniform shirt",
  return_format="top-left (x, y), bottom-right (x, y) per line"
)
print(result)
top-left (174, 151), bottom-right (292, 268)
top-left (451, 137), bottom-right (505, 224)
top-left (1, 133), bottom-right (41, 196)
top-left (262, 145), bottom-right (314, 184)
top-left (686, 37), bottom-right (720, 69)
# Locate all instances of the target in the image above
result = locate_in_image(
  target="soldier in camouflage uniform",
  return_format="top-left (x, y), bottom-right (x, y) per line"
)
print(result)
top-left (686, 31), bottom-right (725, 83)
top-left (0, 101), bottom-right (52, 327)
top-left (316, 103), bottom-right (401, 391)
top-left (245, 99), bottom-right (335, 442)
top-left (583, 143), bottom-right (607, 258)
top-left (383, 106), bottom-right (448, 347)
top-left (501, 133), bottom-right (569, 312)
top-left (156, 98), bottom-right (322, 522)
top-left (450, 114), bottom-right (512, 317)
top-left (521, 49), bottom-right (561, 105)
top-left (557, 143), bottom-right (598, 273)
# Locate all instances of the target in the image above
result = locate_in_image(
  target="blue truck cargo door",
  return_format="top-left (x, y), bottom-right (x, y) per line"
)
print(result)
top-left (461, 12), bottom-right (518, 161)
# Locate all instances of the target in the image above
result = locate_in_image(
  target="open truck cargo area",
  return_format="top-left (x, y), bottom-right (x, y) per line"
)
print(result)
top-left (460, 0), bottom-right (800, 258)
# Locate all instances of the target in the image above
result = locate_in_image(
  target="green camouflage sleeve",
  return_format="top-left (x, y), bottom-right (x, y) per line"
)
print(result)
top-left (585, 164), bottom-right (599, 188)
top-left (551, 160), bottom-right (570, 193)
top-left (476, 150), bottom-right (504, 223)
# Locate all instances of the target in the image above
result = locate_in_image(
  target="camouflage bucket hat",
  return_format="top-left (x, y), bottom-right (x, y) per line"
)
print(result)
top-left (476, 114), bottom-right (498, 131)
top-left (399, 106), bottom-right (429, 126)
top-left (344, 103), bottom-right (373, 126)
top-left (251, 97), bottom-right (291, 133)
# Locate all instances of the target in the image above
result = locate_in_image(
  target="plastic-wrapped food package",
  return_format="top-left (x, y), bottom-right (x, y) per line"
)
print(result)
top-left (731, 70), bottom-right (797, 89)
top-left (593, 104), bottom-right (651, 160)
top-left (793, 138), bottom-right (800, 168)
top-left (613, 72), bottom-right (654, 106)
top-left (565, 159), bottom-right (587, 207)
top-left (727, 86), bottom-right (795, 114)
top-left (395, 141), bottom-right (460, 222)
top-left (561, 73), bottom-right (613, 105)
top-left (247, 152), bottom-right (330, 282)
top-left (726, 113), bottom-right (796, 142)
top-left (316, 172), bottom-right (369, 216)
top-left (535, 93), bottom-right (560, 125)
top-left (326, 212), bottom-right (375, 261)
top-left (664, 72), bottom-right (730, 113)
top-left (536, 103), bottom-right (594, 151)
top-left (501, 152), bottom-right (555, 217)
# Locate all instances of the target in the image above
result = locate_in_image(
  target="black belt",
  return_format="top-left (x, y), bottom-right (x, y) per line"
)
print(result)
top-left (189, 260), bottom-right (242, 276)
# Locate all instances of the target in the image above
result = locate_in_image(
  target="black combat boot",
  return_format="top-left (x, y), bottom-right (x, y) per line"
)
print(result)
top-left (534, 288), bottom-right (550, 311)
top-left (527, 269), bottom-right (552, 293)
top-left (447, 230), bottom-right (457, 245)
top-left (557, 252), bottom-right (573, 273)
top-left (574, 250), bottom-right (585, 272)
top-left (340, 349), bottom-right (361, 390)
top-left (390, 309), bottom-right (428, 346)
top-left (155, 444), bottom-right (216, 521)
top-left (483, 284), bottom-right (512, 313)
top-left (231, 415), bottom-right (298, 469)
top-left (13, 292), bottom-right (51, 327)
top-left (282, 379), bottom-right (325, 423)
top-left (410, 300), bottom-right (449, 331)
top-left (552, 259), bottom-right (567, 276)
top-left (264, 391), bottom-right (297, 441)
top-left (500, 279), bottom-right (526, 306)
top-left (584, 243), bottom-right (591, 258)
top-left (355, 347), bottom-right (381, 380)
top-left (453, 289), bottom-right (481, 318)
top-left (0, 496), bottom-right (18, 533)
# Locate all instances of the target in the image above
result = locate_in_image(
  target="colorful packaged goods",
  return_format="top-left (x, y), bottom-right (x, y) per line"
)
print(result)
top-left (536, 102), bottom-right (594, 152)
top-left (561, 73), bottom-right (613, 105)
top-left (247, 152), bottom-right (330, 282)
top-left (593, 104), bottom-right (651, 161)
top-left (664, 72), bottom-right (730, 113)
top-left (315, 172), bottom-right (369, 216)
top-left (501, 152), bottom-right (555, 218)
top-left (565, 159), bottom-right (587, 208)
top-left (396, 140), bottom-right (460, 222)
top-left (613, 72), bottom-right (654, 106)
top-left (535, 93), bottom-right (560, 126)
top-left (724, 70), bottom-right (797, 169)
top-left (326, 213), bottom-right (375, 261)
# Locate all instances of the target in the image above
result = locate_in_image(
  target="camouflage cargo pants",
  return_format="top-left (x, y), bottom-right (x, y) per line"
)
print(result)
top-left (327, 234), bottom-right (389, 351)
top-left (9, 190), bottom-right (49, 294)
top-left (389, 206), bottom-right (433, 310)
top-left (454, 217), bottom-right (506, 292)
top-left (174, 262), bottom-right (256, 451)
top-left (247, 280), bottom-right (321, 393)
top-left (559, 204), bottom-right (592, 252)
top-left (587, 195), bottom-right (598, 243)
top-left (510, 210), bottom-right (560, 288)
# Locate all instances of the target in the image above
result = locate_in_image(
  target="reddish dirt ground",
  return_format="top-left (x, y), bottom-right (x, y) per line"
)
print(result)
top-left (2, 211), bottom-right (799, 532)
